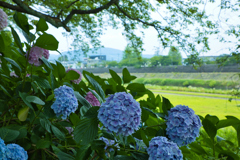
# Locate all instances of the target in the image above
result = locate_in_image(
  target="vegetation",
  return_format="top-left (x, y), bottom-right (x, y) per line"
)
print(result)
top-left (134, 78), bottom-right (237, 89)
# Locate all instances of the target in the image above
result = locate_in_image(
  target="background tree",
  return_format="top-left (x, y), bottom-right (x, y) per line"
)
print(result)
top-left (168, 46), bottom-right (182, 65)
top-left (58, 55), bottom-right (69, 61)
top-left (150, 55), bottom-right (163, 67)
top-left (1, 0), bottom-right (239, 58)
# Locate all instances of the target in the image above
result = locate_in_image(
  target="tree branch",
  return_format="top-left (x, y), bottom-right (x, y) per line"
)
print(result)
top-left (0, 1), bottom-right (25, 12)
top-left (2, 0), bottom-right (117, 32)
top-left (57, 0), bottom-right (79, 18)
top-left (62, 0), bottom-right (118, 25)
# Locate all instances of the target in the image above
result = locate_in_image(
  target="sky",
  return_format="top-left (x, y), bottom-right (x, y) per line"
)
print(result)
top-left (21, 0), bottom-right (240, 59)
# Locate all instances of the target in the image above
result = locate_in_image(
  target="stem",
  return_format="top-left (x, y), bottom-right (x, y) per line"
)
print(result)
top-left (212, 139), bottom-right (215, 157)
top-left (28, 105), bottom-right (44, 131)
top-left (6, 106), bottom-right (18, 126)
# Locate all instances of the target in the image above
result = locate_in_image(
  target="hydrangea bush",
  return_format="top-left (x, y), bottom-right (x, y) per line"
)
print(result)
top-left (0, 11), bottom-right (238, 160)
top-left (166, 105), bottom-right (202, 146)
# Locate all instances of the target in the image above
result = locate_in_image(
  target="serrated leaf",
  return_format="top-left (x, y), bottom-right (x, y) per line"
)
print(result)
top-left (65, 70), bottom-right (80, 80)
top-left (10, 26), bottom-right (24, 54)
top-left (127, 83), bottom-right (146, 92)
top-left (40, 119), bottom-right (51, 133)
top-left (36, 139), bottom-right (51, 149)
top-left (0, 84), bottom-right (11, 97)
top-left (32, 75), bottom-right (51, 89)
top-left (70, 113), bottom-right (80, 127)
top-left (84, 106), bottom-right (99, 118)
top-left (56, 150), bottom-right (75, 160)
top-left (51, 125), bottom-right (65, 141)
top-left (162, 96), bottom-right (173, 115)
top-left (26, 96), bottom-right (45, 105)
top-left (56, 61), bottom-right (66, 80)
top-left (74, 118), bottom-right (98, 145)
top-left (18, 106), bottom-right (29, 121)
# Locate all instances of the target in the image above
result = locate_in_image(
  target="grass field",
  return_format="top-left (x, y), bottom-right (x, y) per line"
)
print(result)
top-left (140, 93), bottom-right (240, 119)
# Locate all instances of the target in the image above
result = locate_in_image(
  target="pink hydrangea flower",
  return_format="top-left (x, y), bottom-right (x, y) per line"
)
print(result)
top-left (85, 91), bottom-right (100, 106)
top-left (66, 68), bottom-right (82, 84)
top-left (25, 46), bottom-right (49, 66)
top-left (0, 9), bottom-right (8, 31)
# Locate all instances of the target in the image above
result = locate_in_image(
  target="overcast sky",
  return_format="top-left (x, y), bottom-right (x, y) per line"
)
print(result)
top-left (36, 1), bottom-right (240, 58)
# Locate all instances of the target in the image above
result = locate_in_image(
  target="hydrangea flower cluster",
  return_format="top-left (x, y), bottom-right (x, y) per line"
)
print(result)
top-left (51, 85), bottom-right (78, 119)
top-left (85, 91), bottom-right (100, 106)
top-left (98, 92), bottom-right (141, 136)
top-left (0, 138), bottom-right (28, 160)
top-left (99, 137), bottom-right (118, 151)
top-left (166, 105), bottom-right (202, 146)
top-left (66, 68), bottom-right (82, 84)
top-left (0, 9), bottom-right (8, 31)
top-left (147, 136), bottom-right (183, 160)
top-left (25, 46), bottom-right (49, 66)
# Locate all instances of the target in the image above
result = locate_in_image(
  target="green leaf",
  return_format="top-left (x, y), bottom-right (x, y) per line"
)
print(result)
top-left (131, 152), bottom-right (149, 160)
top-left (85, 74), bottom-right (105, 100)
top-left (36, 18), bottom-right (48, 32)
top-left (74, 117), bottom-right (98, 145)
top-left (237, 124), bottom-right (240, 147)
top-left (13, 12), bottom-right (30, 34)
top-left (35, 33), bottom-right (59, 50)
top-left (4, 57), bottom-right (22, 72)
top-left (0, 84), bottom-right (11, 97)
top-left (56, 150), bottom-right (75, 160)
top-left (162, 96), bottom-right (173, 115)
top-left (40, 119), bottom-right (51, 133)
top-left (22, 30), bottom-right (36, 43)
top-left (109, 69), bottom-right (122, 85)
top-left (26, 96), bottom-right (45, 105)
top-left (10, 26), bottom-right (24, 54)
top-left (75, 145), bottom-right (92, 160)
top-left (141, 108), bottom-right (150, 122)
top-left (74, 91), bottom-right (92, 108)
top-left (65, 70), bottom-right (80, 81)
top-left (69, 113), bottom-right (80, 127)
top-left (91, 139), bottom-right (106, 150)
top-left (19, 92), bottom-right (33, 109)
top-left (36, 139), bottom-right (51, 149)
top-left (114, 155), bottom-right (135, 160)
top-left (202, 119), bottom-right (217, 140)
top-left (189, 141), bottom-right (208, 155)
top-left (216, 119), bottom-right (240, 129)
top-left (56, 61), bottom-right (66, 80)
top-left (6, 125), bottom-right (27, 140)
top-left (122, 68), bottom-right (136, 83)
top-left (84, 106), bottom-right (99, 118)
top-left (51, 125), bottom-right (65, 141)
top-left (205, 114), bottom-right (219, 125)
top-left (41, 57), bottom-right (53, 70)
top-left (32, 75), bottom-right (51, 89)
top-left (0, 127), bottom-right (20, 142)
top-left (17, 106), bottom-right (29, 121)
top-left (127, 83), bottom-right (146, 92)
top-left (218, 150), bottom-right (239, 160)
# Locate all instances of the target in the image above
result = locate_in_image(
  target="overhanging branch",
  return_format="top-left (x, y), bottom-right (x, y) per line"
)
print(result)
top-left (1, 0), bottom-right (118, 32)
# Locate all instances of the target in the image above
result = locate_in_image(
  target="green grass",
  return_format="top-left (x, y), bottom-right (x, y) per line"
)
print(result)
top-left (150, 89), bottom-right (237, 99)
top-left (145, 85), bottom-right (233, 95)
top-left (140, 93), bottom-right (240, 119)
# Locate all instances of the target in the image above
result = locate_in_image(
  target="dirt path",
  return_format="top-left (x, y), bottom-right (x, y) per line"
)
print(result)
top-left (151, 90), bottom-right (240, 101)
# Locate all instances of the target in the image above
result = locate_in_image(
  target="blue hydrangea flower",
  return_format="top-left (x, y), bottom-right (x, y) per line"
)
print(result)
top-left (0, 138), bottom-right (7, 160)
top-left (147, 136), bottom-right (183, 160)
top-left (166, 105), bottom-right (202, 146)
top-left (134, 138), bottom-right (147, 150)
top-left (98, 92), bottom-right (141, 136)
top-left (99, 137), bottom-right (118, 151)
top-left (5, 144), bottom-right (28, 160)
top-left (51, 85), bottom-right (78, 119)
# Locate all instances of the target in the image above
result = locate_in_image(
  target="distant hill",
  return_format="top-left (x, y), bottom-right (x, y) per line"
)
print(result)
top-left (49, 47), bottom-right (154, 62)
